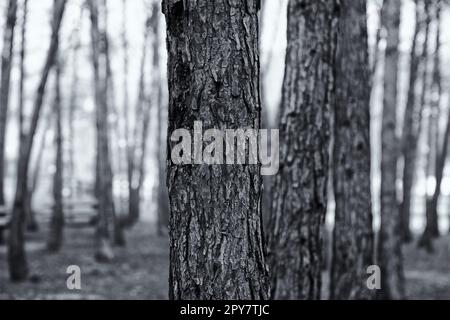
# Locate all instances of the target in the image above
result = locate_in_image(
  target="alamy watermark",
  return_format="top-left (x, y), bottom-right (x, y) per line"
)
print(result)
top-left (170, 121), bottom-right (279, 176)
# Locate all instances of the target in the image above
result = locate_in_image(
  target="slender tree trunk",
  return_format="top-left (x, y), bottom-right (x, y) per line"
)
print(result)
top-left (419, 1), bottom-right (442, 251)
top-left (133, 1), bottom-right (161, 229)
top-left (377, 0), bottom-right (405, 300)
top-left (330, 0), bottom-right (374, 300)
top-left (8, 0), bottom-right (66, 282)
top-left (400, 0), bottom-right (424, 243)
top-left (47, 58), bottom-right (64, 253)
top-left (88, 0), bottom-right (116, 261)
top-left (125, 4), bottom-right (153, 227)
top-left (0, 0), bottom-right (18, 210)
top-left (163, 0), bottom-right (269, 299)
top-left (15, 0), bottom-right (36, 233)
top-left (267, 0), bottom-right (338, 300)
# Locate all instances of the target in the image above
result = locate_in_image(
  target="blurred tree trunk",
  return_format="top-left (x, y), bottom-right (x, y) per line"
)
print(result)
top-left (377, 0), bottom-right (405, 300)
top-left (150, 1), bottom-right (169, 236)
top-left (88, 0), bottom-right (117, 261)
top-left (0, 0), bottom-right (18, 210)
top-left (163, 0), bottom-right (269, 299)
top-left (330, 0), bottom-right (374, 300)
top-left (16, 0), bottom-right (37, 233)
top-left (420, 1), bottom-right (442, 251)
top-left (126, 3), bottom-right (159, 228)
top-left (67, 9), bottom-right (83, 220)
top-left (47, 58), bottom-right (64, 253)
top-left (267, 0), bottom-right (338, 300)
top-left (400, 0), bottom-right (425, 243)
top-left (8, 0), bottom-right (66, 282)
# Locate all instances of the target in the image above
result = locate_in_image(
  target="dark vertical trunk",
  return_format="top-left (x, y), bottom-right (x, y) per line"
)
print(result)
top-left (400, 0), bottom-right (424, 243)
top-left (0, 0), bottom-right (18, 207)
top-left (8, 0), bottom-right (66, 282)
top-left (419, 1), bottom-right (442, 251)
top-left (47, 58), bottom-right (64, 253)
top-left (17, 0), bottom-right (36, 233)
top-left (377, 0), bottom-right (405, 300)
top-left (163, 0), bottom-right (269, 299)
top-left (88, 0), bottom-right (116, 261)
top-left (267, 0), bottom-right (338, 300)
top-left (330, 0), bottom-right (374, 300)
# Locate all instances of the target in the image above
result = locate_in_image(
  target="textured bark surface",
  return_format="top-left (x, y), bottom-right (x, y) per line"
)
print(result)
top-left (88, 0), bottom-right (116, 261)
top-left (400, 1), bottom-right (423, 243)
top-left (267, 0), bottom-right (338, 300)
top-left (330, 0), bottom-right (374, 300)
top-left (378, 0), bottom-right (405, 300)
top-left (163, 0), bottom-right (269, 299)
top-left (47, 60), bottom-right (64, 253)
top-left (0, 0), bottom-right (18, 206)
top-left (8, 0), bottom-right (66, 282)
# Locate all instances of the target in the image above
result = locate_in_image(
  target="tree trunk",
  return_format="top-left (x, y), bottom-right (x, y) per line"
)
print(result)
top-left (8, 0), bottom-right (66, 282)
top-left (330, 0), bottom-right (374, 300)
top-left (47, 58), bottom-right (64, 253)
top-left (377, 0), bottom-right (405, 300)
top-left (16, 0), bottom-right (37, 233)
top-left (163, 0), bottom-right (269, 299)
top-left (419, 1), bottom-right (442, 251)
top-left (88, 0), bottom-right (116, 261)
top-left (400, 0), bottom-right (424, 243)
top-left (0, 0), bottom-right (18, 207)
top-left (267, 0), bottom-right (338, 300)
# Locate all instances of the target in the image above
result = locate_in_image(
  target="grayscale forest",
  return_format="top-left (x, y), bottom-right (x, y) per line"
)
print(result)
top-left (0, 0), bottom-right (449, 300)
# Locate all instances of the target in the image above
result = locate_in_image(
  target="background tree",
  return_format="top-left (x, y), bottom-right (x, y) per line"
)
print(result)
top-left (330, 0), bottom-right (374, 300)
top-left (267, 0), bottom-right (338, 300)
top-left (419, 0), bottom-right (442, 251)
top-left (47, 57), bottom-right (64, 253)
top-left (377, 0), bottom-right (405, 300)
top-left (400, 0), bottom-right (426, 243)
top-left (8, 0), bottom-right (66, 282)
top-left (88, 0), bottom-right (117, 261)
top-left (163, 0), bottom-right (269, 299)
top-left (0, 0), bottom-right (18, 241)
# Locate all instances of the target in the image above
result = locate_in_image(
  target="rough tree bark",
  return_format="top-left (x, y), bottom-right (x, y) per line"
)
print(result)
top-left (330, 0), bottom-right (374, 300)
top-left (88, 0), bottom-right (116, 261)
top-left (400, 0), bottom-right (423, 243)
top-left (267, 0), bottom-right (338, 300)
top-left (420, 1), bottom-right (442, 251)
top-left (47, 58), bottom-right (64, 253)
top-left (377, 0), bottom-right (405, 300)
top-left (8, 0), bottom-right (66, 282)
top-left (163, 0), bottom-right (269, 299)
top-left (0, 0), bottom-right (18, 210)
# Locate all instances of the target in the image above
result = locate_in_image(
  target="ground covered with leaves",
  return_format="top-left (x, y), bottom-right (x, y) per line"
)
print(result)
top-left (0, 222), bottom-right (449, 299)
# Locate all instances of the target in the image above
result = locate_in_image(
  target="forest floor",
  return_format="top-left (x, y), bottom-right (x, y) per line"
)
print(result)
top-left (0, 222), bottom-right (449, 300)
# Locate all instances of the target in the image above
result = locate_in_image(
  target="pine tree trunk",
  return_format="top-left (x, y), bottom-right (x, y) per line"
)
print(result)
top-left (400, 0), bottom-right (422, 243)
top-left (330, 0), bottom-right (374, 300)
top-left (47, 59), bottom-right (64, 253)
top-left (88, 0), bottom-right (116, 261)
top-left (377, 0), bottom-right (405, 300)
top-left (267, 0), bottom-right (338, 300)
top-left (0, 0), bottom-right (18, 207)
top-left (8, 0), bottom-right (66, 282)
top-left (163, 0), bottom-right (269, 299)
top-left (420, 1), bottom-right (442, 250)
